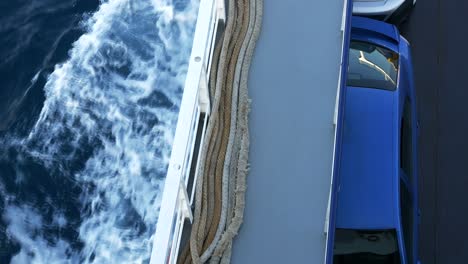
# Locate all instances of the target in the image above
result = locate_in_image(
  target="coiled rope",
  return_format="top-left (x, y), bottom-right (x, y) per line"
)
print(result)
top-left (178, 0), bottom-right (262, 262)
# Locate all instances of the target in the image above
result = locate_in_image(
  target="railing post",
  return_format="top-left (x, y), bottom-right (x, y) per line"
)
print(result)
top-left (217, 0), bottom-right (226, 23)
top-left (179, 179), bottom-right (193, 222)
top-left (199, 65), bottom-right (210, 114)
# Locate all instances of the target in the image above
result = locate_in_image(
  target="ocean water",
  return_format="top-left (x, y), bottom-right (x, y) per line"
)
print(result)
top-left (0, 0), bottom-right (198, 263)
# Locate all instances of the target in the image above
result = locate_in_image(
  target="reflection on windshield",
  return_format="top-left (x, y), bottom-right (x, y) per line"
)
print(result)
top-left (347, 41), bottom-right (399, 91)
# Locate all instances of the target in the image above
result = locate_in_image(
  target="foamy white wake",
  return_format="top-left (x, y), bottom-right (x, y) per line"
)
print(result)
top-left (1, 0), bottom-right (199, 263)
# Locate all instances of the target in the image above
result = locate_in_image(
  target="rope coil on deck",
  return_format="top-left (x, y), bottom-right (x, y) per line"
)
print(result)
top-left (178, 0), bottom-right (262, 263)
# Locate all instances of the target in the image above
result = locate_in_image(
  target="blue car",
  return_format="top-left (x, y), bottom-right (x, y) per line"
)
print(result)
top-left (333, 17), bottom-right (419, 264)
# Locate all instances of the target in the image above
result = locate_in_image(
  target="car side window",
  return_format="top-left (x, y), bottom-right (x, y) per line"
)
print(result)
top-left (400, 98), bottom-right (413, 184)
top-left (400, 178), bottom-right (413, 263)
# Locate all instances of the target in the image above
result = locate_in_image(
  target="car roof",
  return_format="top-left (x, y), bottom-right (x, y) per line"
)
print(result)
top-left (336, 86), bottom-right (399, 230)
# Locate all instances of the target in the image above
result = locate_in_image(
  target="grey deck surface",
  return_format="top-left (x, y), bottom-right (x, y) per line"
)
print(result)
top-left (231, 1), bottom-right (345, 263)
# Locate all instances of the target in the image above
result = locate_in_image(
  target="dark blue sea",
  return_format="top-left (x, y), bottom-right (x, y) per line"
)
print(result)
top-left (0, 0), bottom-right (198, 263)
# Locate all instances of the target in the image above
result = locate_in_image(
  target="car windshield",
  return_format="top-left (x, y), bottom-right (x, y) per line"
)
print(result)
top-left (347, 41), bottom-right (399, 90)
top-left (333, 229), bottom-right (401, 264)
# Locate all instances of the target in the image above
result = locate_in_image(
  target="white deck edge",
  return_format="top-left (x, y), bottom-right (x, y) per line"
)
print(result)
top-left (323, 0), bottom-right (350, 263)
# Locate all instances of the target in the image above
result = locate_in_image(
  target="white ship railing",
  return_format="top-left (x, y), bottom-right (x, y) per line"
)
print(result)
top-left (150, 0), bottom-right (225, 263)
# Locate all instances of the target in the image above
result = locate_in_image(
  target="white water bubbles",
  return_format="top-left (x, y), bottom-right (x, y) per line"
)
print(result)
top-left (1, 0), bottom-right (199, 263)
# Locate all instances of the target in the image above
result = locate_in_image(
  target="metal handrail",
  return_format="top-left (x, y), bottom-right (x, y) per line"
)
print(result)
top-left (149, 0), bottom-right (225, 263)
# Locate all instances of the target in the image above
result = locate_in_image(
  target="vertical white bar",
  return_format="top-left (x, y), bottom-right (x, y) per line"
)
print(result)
top-left (217, 0), bottom-right (226, 22)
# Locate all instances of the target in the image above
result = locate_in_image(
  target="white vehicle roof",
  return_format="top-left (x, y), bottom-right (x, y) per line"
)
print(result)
top-left (353, 0), bottom-right (407, 16)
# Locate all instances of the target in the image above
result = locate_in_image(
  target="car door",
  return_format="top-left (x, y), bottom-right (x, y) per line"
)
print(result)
top-left (400, 172), bottom-right (414, 263)
top-left (400, 97), bottom-right (419, 263)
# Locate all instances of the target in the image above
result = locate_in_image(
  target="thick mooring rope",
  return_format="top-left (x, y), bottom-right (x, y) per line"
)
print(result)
top-left (178, 0), bottom-right (262, 262)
